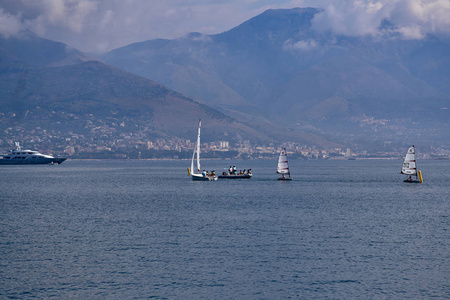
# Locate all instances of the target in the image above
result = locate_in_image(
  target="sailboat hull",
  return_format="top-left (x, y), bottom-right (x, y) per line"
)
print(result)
top-left (403, 179), bottom-right (421, 183)
top-left (277, 177), bottom-right (293, 181)
top-left (191, 174), bottom-right (217, 181)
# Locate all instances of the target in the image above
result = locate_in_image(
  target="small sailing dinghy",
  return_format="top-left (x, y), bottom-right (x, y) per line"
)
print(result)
top-left (401, 145), bottom-right (423, 183)
top-left (277, 148), bottom-right (292, 181)
top-left (187, 119), bottom-right (217, 181)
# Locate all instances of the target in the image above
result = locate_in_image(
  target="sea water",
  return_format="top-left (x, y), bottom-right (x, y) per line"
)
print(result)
top-left (1, 159), bottom-right (449, 299)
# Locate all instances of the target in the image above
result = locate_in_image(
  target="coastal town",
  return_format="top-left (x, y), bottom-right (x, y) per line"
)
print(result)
top-left (1, 110), bottom-right (449, 160)
top-left (2, 124), bottom-right (449, 160)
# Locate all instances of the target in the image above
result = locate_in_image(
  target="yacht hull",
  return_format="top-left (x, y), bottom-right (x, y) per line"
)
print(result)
top-left (0, 157), bottom-right (67, 165)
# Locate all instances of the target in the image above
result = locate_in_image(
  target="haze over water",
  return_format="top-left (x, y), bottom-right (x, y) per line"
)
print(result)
top-left (1, 159), bottom-right (449, 298)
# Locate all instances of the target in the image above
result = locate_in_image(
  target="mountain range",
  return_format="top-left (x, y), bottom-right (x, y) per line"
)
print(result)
top-left (0, 32), bottom-right (303, 146)
top-left (102, 7), bottom-right (450, 150)
top-left (1, 8), bottom-right (450, 153)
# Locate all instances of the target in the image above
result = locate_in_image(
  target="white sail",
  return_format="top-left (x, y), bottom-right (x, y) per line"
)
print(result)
top-left (191, 119), bottom-right (201, 174)
top-left (277, 148), bottom-right (290, 174)
top-left (189, 119), bottom-right (217, 181)
top-left (401, 145), bottom-right (417, 176)
top-left (190, 140), bottom-right (196, 174)
top-left (196, 119), bottom-right (201, 172)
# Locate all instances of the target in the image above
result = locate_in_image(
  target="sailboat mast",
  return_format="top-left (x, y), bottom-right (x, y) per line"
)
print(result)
top-left (196, 119), bottom-right (201, 172)
top-left (286, 148), bottom-right (291, 178)
top-left (414, 147), bottom-right (418, 179)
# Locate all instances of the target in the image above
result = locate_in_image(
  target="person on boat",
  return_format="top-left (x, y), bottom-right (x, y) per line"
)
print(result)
top-left (202, 170), bottom-right (206, 177)
top-left (243, 169), bottom-right (246, 174)
top-left (229, 166), bottom-right (233, 174)
top-left (233, 165), bottom-right (237, 174)
top-left (248, 169), bottom-right (252, 174)
top-left (408, 176), bottom-right (413, 181)
top-left (282, 174), bottom-right (286, 179)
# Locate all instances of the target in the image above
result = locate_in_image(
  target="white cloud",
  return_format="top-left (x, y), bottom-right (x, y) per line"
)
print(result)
top-left (100, 9), bottom-right (113, 29)
top-left (311, 0), bottom-right (450, 39)
top-left (0, 0), bottom-right (449, 53)
top-left (0, 8), bottom-right (24, 37)
top-left (284, 38), bottom-right (318, 51)
top-left (0, 0), bottom-right (98, 38)
top-left (0, 0), bottom-right (276, 52)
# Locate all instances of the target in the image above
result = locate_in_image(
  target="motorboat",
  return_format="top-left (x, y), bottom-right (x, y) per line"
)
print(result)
top-left (218, 166), bottom-right (252, 179)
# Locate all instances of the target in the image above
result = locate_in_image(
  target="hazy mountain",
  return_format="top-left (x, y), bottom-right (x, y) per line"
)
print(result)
top-left (0, 32), bottom-right (340, 149)
top-left (0, 63), bottom-right (265, 143)
top-left (102, 7), bottom-right (450, 150)
top-left (0, 30), bottom-right (92, 67)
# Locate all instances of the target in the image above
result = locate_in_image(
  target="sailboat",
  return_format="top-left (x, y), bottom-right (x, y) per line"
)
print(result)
top-left (277, 148), bottom-right (292, 181)
top-left (401, 145), bottom-right (423, 183)
top-left (187, 119), bottom-right (217, 181)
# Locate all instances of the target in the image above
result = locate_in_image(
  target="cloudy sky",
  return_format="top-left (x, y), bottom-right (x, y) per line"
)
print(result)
top-left (0, 0), bottom-right (449, 53)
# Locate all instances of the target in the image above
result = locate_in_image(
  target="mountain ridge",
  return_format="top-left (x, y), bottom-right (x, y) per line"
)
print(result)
top-left (2, 7), bottom-right (449, 152)
top-left (0, 30), bottom-right (93, 67)
top-left (0, 32), bottom-right (340, 149)
top-left (102, 7), bottom-right (450, 149)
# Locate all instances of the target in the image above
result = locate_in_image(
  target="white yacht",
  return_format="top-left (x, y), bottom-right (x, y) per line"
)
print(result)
top-left (0, 142), bottom-right (67, 165)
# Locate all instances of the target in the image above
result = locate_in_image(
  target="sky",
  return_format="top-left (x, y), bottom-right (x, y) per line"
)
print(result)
top-left (0, 0), bottom-right (449, 53)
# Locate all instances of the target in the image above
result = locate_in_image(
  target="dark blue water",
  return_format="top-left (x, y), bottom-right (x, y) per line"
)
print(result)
top-left (1, 159), bottom-right (449, 299)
